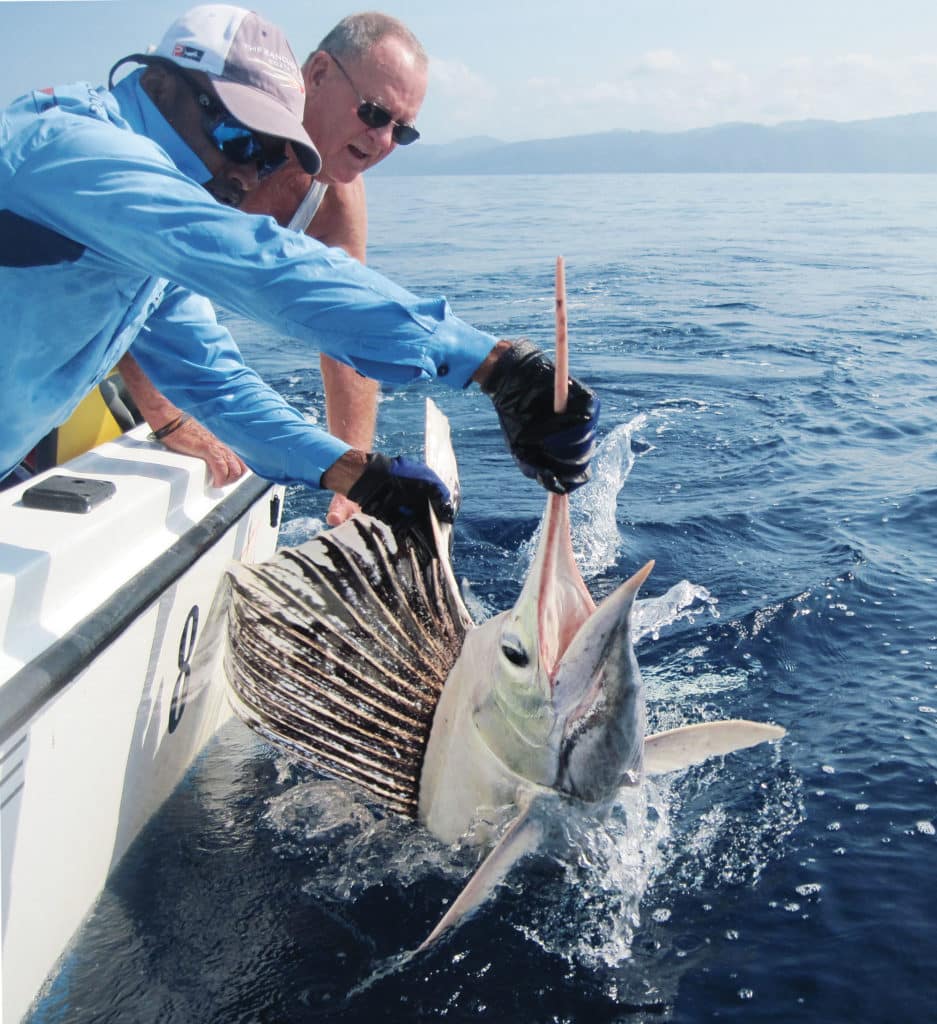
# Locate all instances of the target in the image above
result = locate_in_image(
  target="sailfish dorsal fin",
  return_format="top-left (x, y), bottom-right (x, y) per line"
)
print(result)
top-left (225, 400), bottom-right (471, 817)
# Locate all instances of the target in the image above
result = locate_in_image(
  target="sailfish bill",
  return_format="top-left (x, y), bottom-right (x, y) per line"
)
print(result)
top-left (225, 399), bottom-right (785, 948)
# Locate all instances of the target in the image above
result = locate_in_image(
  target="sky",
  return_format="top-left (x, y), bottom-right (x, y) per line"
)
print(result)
top-left (2, 0), bottom-right (937, 144)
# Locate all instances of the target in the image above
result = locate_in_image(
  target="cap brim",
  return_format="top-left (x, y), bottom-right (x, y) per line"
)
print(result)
top-left (210, 77), bottom-right (321, 175)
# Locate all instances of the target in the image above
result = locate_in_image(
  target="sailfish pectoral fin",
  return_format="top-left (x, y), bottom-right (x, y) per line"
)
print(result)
top-left (417, 804), bottom-right (544, 952)
top-left (643, 720), bottom-right (786, 776)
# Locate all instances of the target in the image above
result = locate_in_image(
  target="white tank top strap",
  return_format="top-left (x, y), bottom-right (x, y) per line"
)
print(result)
top-left (287, 180), bottom-right (329, 233)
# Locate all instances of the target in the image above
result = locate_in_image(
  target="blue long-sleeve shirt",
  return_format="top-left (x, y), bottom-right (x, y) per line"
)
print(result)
top-left (0, 72), bottom-right (498, 483)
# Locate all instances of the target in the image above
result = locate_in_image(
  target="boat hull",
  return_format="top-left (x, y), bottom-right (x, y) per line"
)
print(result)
top-left (0, 426), bottom-right (283, 1023)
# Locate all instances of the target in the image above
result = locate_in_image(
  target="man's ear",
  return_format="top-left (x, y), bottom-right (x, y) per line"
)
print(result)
top-left (139, 63), bottom-right (173, 105)
top-left (304, 51), bottom-right (331, 90)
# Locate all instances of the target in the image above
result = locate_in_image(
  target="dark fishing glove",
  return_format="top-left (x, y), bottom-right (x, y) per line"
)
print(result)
top-left (481, 340), bottom-right (599, 493)
top-left (347, 453), bottom-right (454, 562)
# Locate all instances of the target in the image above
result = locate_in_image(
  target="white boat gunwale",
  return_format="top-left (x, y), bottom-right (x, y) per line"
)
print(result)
top-left (1, 426), bottom-right (286, 1024)
top-left (0, 473), bottom-right (277, 749)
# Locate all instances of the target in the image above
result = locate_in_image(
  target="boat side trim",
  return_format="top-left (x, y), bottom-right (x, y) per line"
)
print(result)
top-left (0, 476), bottom-right (273, 745)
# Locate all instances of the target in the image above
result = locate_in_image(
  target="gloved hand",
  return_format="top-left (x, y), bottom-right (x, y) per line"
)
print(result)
top-left (481, 340), bottom-right (599, 493)
top-left (347, 453), bottom-right (454, 563)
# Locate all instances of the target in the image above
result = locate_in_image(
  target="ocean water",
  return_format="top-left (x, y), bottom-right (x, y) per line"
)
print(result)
top-left (29, 174), bottom-right (937, 1023)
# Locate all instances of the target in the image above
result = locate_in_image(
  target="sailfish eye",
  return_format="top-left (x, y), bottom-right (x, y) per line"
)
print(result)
top-left (500, 638), bottom-right (529, 667)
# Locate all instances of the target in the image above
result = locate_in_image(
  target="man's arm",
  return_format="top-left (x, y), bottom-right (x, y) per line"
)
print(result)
top-left (319, 355), bottom-right (378, 523)
top-left (9, 113), bottom-right (498, 485)
top-left (120, 178), bottom-right (375, 497)
top-left (117, 353), bottom-right (247, 486)
top-left (307, 179), bottom-right (378, 524)
top-left (130, 284), bottom-right (354, 489)
top-left (124, 179), bottom-right (377, 506)
top-left (10, 124), bottom-right (497, 387)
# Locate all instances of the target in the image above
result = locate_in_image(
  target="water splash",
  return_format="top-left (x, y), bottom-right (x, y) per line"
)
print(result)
top-left (633, 581), bottom-right (720, 644)
top-left (263, 771), bottom-right (474, 896)
top-left (514, 411), bottom-right (720, 646)
top-left (653, 749), bottom-right (804, 894)
top-left (571, 416), bottom-right (647, 577)
top-left (517, 786), bottom-right (672, 970)
top-left (277, 515), bottom-right (325, 548)
top-left (519, 414), bottom-right (646, 579)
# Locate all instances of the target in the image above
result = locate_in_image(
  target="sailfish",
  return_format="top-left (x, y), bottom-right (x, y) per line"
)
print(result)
top-left (224, 259), bottom-right (784, 948)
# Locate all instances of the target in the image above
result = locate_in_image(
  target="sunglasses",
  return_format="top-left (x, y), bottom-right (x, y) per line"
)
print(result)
top-left (327, 53), bottom-right (421, 146)
top-left (172, 66), bottom-right (289, 179)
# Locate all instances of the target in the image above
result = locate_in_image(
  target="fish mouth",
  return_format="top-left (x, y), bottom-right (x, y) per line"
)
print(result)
top-left (529, 492), bottom-right (654, 685)
top-left (530, 492), bottom-right (596, 685)
top-left (481, 486), bottom-right (652, 789)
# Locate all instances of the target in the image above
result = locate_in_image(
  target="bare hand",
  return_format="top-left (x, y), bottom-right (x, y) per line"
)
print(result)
top-left (326, 492), bottom-right (361, 526)
top-left (161, 418), bottom-right (248, 487)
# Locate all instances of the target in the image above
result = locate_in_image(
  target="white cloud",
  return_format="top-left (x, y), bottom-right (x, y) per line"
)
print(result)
top-left (420, 56), bottom-right (500, 141)
top-left (709, 59), bottom-right (736, 76)
top-left (637, 49), bottom-right (684, 74)
top-left (761, 53), bottom-right (937, 122)
top-left (428, 56), bottom-right (496, 102)
top-left (421, 49), bottom-right (937, 143)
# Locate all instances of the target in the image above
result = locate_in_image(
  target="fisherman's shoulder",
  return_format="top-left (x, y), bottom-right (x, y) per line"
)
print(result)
top-left (308, 178), bottom-right (367, 261)
top-left (3, 81), bottom-right (128, 139)
top-left (5, 79), bottom-right (109, 113)
top-left (0, 81), bottom-right (155, 188)
top-left (240, 161), bottom-right (312, 226)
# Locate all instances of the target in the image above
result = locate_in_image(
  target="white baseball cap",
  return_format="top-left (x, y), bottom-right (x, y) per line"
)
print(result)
top-left (115, 5), bottom-right (320, 174)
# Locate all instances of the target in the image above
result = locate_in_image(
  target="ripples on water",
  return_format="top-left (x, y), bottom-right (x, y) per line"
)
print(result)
top-left (29, 175), bottom-right (937, 1023)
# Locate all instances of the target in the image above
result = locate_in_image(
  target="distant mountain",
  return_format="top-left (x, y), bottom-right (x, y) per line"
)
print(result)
top-left (375, 113), bottom-right (937, 175)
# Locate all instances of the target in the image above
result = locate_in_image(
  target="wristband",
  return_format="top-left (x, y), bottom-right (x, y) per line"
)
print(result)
top-left (148, 413), bottom-right (191, 443)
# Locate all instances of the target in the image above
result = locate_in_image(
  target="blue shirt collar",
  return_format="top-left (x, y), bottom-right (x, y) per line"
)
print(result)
top-left (110, 69), bottom-right (212, 184)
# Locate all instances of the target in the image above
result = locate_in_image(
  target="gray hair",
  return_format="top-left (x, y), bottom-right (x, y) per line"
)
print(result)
top-left (312, 11), bottom-right (428, 69)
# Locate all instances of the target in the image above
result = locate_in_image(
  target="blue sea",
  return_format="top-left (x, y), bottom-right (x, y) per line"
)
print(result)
top-left (29, 174), bottom-right (937, 1022)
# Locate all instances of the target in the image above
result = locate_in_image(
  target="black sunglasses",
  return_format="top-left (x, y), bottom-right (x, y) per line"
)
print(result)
top-left (327, 53), bottom-right (421, 146)
top-left (171, 65), bottom-right (289, 179)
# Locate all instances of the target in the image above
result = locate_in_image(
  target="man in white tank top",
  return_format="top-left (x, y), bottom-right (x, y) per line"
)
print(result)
top-left (119, 13), bottom-right (427, 526)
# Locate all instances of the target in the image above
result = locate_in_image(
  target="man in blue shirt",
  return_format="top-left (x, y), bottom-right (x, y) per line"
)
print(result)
top-left (120, 11), bottom-right (433, 523)
top-left (0, 5), bottom-right (597, 546)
